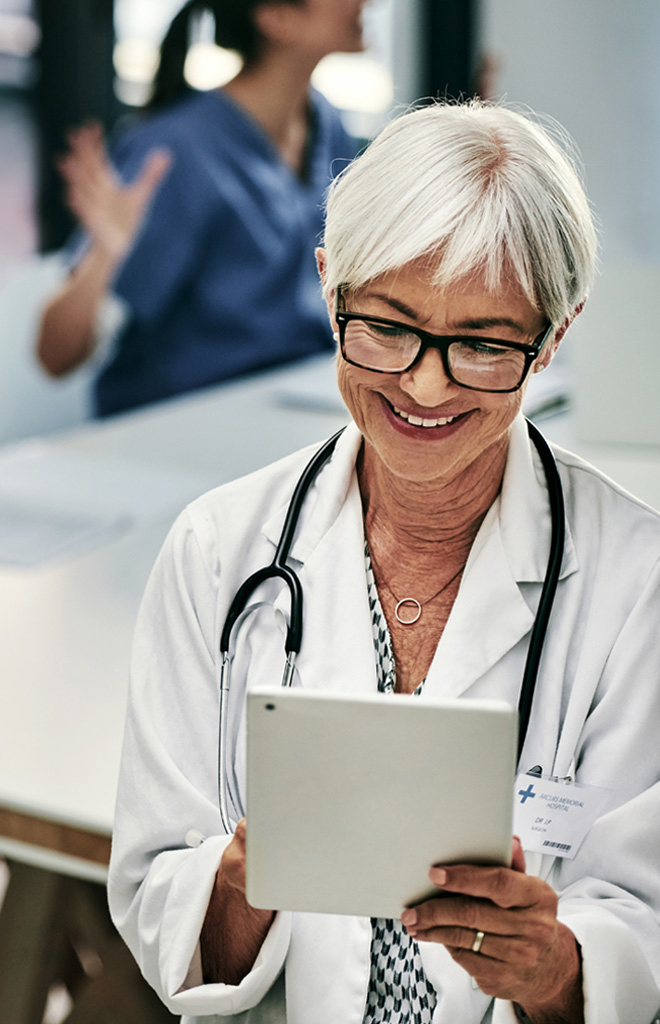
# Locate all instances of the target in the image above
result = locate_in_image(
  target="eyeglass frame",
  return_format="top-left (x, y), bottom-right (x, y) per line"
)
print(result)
top-left (334, 286), bottom-right (554, 394)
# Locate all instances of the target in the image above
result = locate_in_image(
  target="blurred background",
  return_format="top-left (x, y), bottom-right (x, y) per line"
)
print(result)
top-left (1, 0), bottom-right (659, 446)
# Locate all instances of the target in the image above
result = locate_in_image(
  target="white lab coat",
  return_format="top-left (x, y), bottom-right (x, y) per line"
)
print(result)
top-left (108, 416), bottom-right (660, 1024)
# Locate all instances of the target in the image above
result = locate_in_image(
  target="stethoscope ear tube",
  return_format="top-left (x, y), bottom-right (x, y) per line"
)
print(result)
top-left (517, 419), bottom-right (566, 761)
top-left (219, 428), bottom-right (345, 658)
top-left (273, 429), bottom-right (346, 569)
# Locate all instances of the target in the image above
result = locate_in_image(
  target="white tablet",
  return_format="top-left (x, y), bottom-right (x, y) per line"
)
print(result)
top-left (245, 686), bottom-right (517, 919)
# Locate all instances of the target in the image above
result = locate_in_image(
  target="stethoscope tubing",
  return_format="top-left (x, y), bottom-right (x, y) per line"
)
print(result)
top-left (217, 428), bottom-right (344, 832)
top-left (219, 428), bottom-right (345, 659)
top-left (518, 419), bottom-right (566, 759)
top-left (216, 419), bottom-right (565, 833)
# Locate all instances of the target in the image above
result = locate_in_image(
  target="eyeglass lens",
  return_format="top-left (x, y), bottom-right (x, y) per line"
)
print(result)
top-left (342, 318), bottom-right (528, 390)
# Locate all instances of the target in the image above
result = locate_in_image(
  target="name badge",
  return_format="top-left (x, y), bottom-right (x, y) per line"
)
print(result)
top-left (513, 773), bottom-right (611, 859)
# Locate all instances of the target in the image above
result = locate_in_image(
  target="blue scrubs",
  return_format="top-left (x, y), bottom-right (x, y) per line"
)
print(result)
top-left (94, 88), bottom-right (356, 417)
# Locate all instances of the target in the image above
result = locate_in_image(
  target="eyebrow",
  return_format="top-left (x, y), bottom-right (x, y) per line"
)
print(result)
top-left (452, 316), bottom-right (528, 335)
top-left (365, 292), bottom-right (529, 336)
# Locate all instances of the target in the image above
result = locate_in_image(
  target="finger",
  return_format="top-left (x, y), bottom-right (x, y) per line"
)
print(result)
top-left (220, 819), bottom-right (248, 892)
top-left (57, 150), bottom-right (109, 189)
top-left (403, 897), bottom-right (525, 938)
top-left (428, 863), bottom-right (538, 909)
top-left (66, 124), bottom-right (101, 156)
top-left (407, 925), bottom-right (533, 966)
top-left (512, 835), bottom-right (526, 873)
top-left (406, 922), bottom-right (509, 959)
top-left (133, 150), bottom-right (171, 200)
top-left (67, 119), bottom-right (103, 143)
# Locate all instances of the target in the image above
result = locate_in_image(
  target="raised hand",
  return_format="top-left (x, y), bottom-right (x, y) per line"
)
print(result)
top-left (201, 819), bottom-right (276, 985)
top-left (57, 121), bottom-right (171, 262)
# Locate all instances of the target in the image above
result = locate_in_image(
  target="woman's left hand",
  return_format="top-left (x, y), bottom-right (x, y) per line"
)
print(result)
top-left (401, 837), bottom-right (584, 1022)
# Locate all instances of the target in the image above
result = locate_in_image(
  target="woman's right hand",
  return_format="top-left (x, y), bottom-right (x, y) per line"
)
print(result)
top-left (57, 121), bottom-right (171, 262)
top-left (201, 818), bottom-right (276, 984)
top-left (218, 817), bottom-right (251, 895)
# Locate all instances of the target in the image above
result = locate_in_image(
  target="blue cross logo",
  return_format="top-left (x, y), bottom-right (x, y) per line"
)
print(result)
top-left (518, 784), bottom-right (536, 804)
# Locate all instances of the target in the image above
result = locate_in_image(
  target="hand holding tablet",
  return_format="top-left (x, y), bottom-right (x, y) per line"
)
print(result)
top-left (246, 687), bottom-right (517, 919)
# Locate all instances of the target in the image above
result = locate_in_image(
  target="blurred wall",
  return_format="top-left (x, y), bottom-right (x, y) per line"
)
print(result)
top-left (480, 0), bottom-right (660, 264)
top-left (479, 0), bottom-right (660, 445)
top-left (33, 0), bottom-right (118, 251)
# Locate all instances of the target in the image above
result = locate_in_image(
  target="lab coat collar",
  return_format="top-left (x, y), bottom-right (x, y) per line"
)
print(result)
top-left (423, 415), bottom-right (579, 700)
top-left (261, 423), bottom-right (363, 562)
top-left (500, 415), bottom-right (578, 584)
top-left (262, 416), bottom-right (578, 583)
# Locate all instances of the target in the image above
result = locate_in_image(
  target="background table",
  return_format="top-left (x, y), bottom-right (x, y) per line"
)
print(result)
top-left (0, 354), bottom-right (347, 1023)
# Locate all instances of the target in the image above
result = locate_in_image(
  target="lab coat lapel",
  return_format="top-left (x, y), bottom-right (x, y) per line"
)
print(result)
top-left (423, 496), bottom-right (535, 701)
top-left (424, 416), bottom-right (578, 701)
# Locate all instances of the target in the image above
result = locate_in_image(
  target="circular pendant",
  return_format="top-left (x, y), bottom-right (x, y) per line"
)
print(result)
top-left (395, 598), bottom-right (422, 625)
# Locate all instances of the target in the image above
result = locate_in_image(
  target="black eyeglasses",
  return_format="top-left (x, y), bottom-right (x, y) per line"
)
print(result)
top-left (335, 288), bottom-right (552, 394)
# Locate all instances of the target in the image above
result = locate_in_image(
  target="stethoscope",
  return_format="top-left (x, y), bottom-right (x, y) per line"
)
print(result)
top-left (217, 418), bottom-right (565, 834)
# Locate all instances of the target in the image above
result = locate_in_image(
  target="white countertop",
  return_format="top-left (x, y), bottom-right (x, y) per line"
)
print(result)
top-left (0, 356), bottom-right (348, 857)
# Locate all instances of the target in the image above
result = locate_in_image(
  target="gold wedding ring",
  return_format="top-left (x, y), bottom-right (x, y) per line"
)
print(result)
top-left (471, 929), bottom-right (485, 954)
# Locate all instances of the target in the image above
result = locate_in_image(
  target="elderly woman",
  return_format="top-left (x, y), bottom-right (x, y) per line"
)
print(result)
top-left (108, 101), bottom-right (660, 1023)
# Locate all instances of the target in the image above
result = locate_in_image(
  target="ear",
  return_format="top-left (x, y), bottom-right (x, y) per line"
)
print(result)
top-left (533, 299), bottom-right (586, 374)
top-left (315, 248), bottom-right (339, 340)
top-left (315, 246), bottom-right (328, 289)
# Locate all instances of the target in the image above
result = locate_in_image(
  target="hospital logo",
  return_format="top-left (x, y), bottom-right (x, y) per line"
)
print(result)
top-left (518, 784), bottom-right (536, 804)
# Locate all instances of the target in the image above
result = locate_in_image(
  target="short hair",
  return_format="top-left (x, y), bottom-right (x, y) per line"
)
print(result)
top-left (322, 100), bottom-right (598, 326)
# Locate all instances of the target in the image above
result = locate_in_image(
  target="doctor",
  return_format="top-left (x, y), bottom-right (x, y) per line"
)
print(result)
top-left (108, 101), bottom-right (660, 1023)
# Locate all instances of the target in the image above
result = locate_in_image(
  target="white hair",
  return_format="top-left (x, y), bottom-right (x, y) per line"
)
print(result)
top-left (322, 100), bottom-right (598, 326)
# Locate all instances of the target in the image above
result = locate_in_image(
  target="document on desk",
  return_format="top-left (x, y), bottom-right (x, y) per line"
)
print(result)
top-left (0, 441), bottom-right (215, 568)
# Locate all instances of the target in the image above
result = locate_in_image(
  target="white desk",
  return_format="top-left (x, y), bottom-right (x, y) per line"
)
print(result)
top-left (0, 355), bottom-right (347, 1023)
top-left (0, 354), bottom-right (348, 881)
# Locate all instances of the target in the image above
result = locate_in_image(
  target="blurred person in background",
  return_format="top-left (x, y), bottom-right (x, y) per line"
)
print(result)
top-left (36, 0), bottom-right (364, 417)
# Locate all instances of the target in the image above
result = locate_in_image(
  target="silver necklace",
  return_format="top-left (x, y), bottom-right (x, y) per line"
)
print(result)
top-left (367, 546), bottom-right (465, 625)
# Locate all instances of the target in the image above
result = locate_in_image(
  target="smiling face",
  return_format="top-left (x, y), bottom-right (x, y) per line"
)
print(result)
top-left (328, 260), bottom-right (554, 491)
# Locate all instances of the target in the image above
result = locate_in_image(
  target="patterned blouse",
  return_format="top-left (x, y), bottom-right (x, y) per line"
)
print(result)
top-left (362, 547), bottom-right (438, 1024)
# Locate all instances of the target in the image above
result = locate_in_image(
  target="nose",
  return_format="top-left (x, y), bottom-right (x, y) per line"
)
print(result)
top-left (398, 347), bottom-right (459, 407)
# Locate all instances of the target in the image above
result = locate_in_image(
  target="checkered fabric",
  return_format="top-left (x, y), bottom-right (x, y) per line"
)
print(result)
top-left (362, 545), bottom-right (437, 1023)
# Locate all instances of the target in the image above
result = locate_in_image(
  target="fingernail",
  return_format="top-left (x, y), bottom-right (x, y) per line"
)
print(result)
top-left (430, 867), bottom-right (447, 885)
top-left (401, 909), bottom-right (417, 927)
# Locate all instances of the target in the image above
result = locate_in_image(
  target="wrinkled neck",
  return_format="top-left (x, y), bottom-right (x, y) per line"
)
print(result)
top-left (358, 437), bottom-right (507, 557)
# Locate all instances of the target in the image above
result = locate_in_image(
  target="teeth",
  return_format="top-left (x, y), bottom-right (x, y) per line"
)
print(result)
top-left (394, 406), bottom-right (456, 428)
